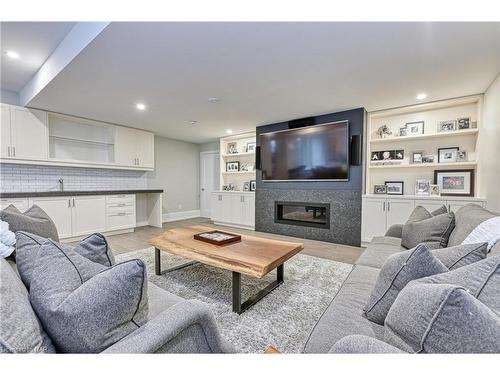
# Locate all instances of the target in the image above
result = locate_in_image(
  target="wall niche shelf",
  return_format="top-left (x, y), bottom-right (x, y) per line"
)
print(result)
top-left (219, 131), bottom-right (256, 191)
top-left (370, 128), bottom-right (478, 143)
top-left (368, 161), bottom-right (477, 169)
top-left (221, 151), bottom-right (256, 158)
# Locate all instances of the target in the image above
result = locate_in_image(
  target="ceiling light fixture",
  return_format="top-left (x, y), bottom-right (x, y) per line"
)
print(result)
top-left (135, 103), bottom-right (146, 111)
top-left (189, 120), bottom-right (198, 125)
top-left (416, 93), bottom-right (428, 100)
top-left (208, 97), bottom-right (220, 103)
top-left (5, 50), bottom-right (20, 59)
top-left (226, 129), bottom-right (233, 134)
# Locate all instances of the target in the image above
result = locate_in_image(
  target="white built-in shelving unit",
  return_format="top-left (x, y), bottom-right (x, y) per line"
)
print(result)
top-left (218, 131), bottom-right (256, 191)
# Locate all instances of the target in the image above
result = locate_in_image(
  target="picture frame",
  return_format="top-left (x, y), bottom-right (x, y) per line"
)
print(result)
top-left (226, 142), bottom-right (238, 154)
top-left (438, 120), bottom-right (456, 132)
top-left (429, 184), bottom-right (441, 197)
top-left (434, 169), bottom-right (474, 197)
top-left (399, 126), bottom-right (407, 137)
top-left (411, 151), bottom-right (423, 164)
top-left (246, 142), bottom-right (256, 152)
top-left (415, 179), bottom-right (431, 196)
top-left (405, 121), bottom-right (424, 135)
top-left (457, 117), bottom-right (471, 130)
top-left (249, 180), bottom-right (256, 191)
top-left (371, 151), bottom-right (381, 161)
top-left (457, 150), bottom-right (467, 162)
top-left (385, 181), bottom-right (404, 195)
top-left (243, 181), bottom-right (250, 191)
top-left (422, 155), bottom-right (435, 163)
top-left (374, 185), bottom-right (387, 194)
top-left (371, 150), bottom-right (403, 162)
top-left (226, 161), bottom-right (240, 172)
top-left (438, 147), bottom-right (459, 163)
top-left (393, 150), bottom-right (404, 160)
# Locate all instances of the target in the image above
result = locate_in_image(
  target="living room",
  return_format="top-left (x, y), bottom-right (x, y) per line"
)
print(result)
top-left (1, 1), bottom-right (500, 373)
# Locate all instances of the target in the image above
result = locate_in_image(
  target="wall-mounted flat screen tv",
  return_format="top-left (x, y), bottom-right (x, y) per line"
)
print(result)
top-left (260, 120), bottom-right (349, 181)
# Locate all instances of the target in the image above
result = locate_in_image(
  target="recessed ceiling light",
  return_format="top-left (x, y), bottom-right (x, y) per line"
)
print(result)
top-left (208, 97), bottom-right (220, 103)
top-left (226, 129), bottom-right (233, 134)
top-left (416, 93), bottom-right (428, 100)
top-left (5, 50), bottom-right (20, 59)
top-left (135, 103), bottom-right (146, 111)
top-left (188, 120), bottom-right (198, 125)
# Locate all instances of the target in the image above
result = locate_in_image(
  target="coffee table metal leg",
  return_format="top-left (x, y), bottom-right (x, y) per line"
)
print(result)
top-left (232, 264), bottom-right (284, 314)
top-left (155, 247), bottom-right (197, 275)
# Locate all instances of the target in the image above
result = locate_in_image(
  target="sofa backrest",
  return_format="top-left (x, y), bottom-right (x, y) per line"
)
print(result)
top-left (448, 204), bottom-right (499, 249)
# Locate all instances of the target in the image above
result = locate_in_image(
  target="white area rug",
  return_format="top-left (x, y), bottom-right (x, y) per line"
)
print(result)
top-left (116, 247), bottom-right (352, 353)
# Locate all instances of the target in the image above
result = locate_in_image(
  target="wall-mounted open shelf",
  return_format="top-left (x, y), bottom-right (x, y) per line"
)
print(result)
top-left (370, 128), bottom-right (478, 144)
top-left (369, 161), bottom-right (477, 169)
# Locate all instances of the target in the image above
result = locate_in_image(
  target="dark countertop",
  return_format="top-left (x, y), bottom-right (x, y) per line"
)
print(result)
top-left (0, 189), bottom-right (164, 199)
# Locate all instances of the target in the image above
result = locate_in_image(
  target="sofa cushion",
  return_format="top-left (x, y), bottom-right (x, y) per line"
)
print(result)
top-left (329, 335), bottom-right (405, 353)
top-left (356, 236), bottom-right (403, 269)
top-left (147, 282), bottom-right (183, 321)
top-left (384, 282), bottom-right (500, 353)
top-left (29, 239), bottom-right (148, 353)
top-left (303, 265), bottom-right (385, 353)
top-left (401, 212), bottom-right (455, 249)
top-left (15, 231), bottom-right (115, 289)
top-left (448, 204), bottom-right (497, 247)
top-left (0, 205), bottom-right (59, 242)
top-left (363, 244), bottom-right (448, 324)
top-left (0, 257), bottom-right (55, 353)
top-left (432, 243), bottom-right (488, 270)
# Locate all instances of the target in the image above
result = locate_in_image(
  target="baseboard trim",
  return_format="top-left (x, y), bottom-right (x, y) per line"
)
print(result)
top-left (163, 210), bottom-right (201, 223)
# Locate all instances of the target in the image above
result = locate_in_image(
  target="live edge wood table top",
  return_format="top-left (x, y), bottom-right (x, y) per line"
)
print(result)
top-left (149, 225), bottom-right (304, 314)
top-left (148, 225), bottom-right (304, 278)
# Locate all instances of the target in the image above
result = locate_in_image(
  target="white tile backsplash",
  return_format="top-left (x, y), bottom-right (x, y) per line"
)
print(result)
top-left (0, 164), bottom-right (148, 192)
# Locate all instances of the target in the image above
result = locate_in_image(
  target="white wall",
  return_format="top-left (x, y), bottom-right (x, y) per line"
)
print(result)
top-left (1, 89), bottom-right (20, 105)
top-left (199, 141), bottom-right (219, 153)
top-left (479, 73), bottom-right (500, 212)
top-left (147, 136), bottom-right (200, 214)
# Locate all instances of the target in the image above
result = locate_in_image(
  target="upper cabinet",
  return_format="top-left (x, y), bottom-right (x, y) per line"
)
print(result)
top-left (115, 126), bottom-right (154, 169)
top-left (1, 104), bottom-right (48, 161)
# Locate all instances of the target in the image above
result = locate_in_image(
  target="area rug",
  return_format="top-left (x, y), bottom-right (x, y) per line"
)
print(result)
top-left (116, 248), bottom-right (352, 353)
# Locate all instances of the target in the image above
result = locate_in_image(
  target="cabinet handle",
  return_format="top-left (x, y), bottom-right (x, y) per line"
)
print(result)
top-left (241, 196), bottom-right (245, 203)
top-left (387, 202), bottom-right (390, 211)
top-left (68, 199), bottom-right (71, 207)
top-left (7, 146), bottom-right (10, 157)
top-left (218, 195), bottom-right (222, 201)
top-left (383, 202), bottom-right (386, 211)
top-left (72, 198), bottom-right (75, 207)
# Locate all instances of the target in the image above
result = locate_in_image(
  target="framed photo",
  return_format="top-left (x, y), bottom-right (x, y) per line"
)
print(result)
top-left (381, 151), bottom-right (393, 161)
top-left (422, 155), bottom-right (435, 163)
top-left (393, 150), bottom-right (404, 160)
top-left (438, 147), bottom-right (459, 163)
top-left (226, 142), bottom-right (238, 154)
top-left (249, 180), bottom-right (256, 191)
top-left (438, 120), bottom-right (456, 132)
top-left (371, 151), bottom-right (381, 161)
top-left (405, 121), bottom-right (424, 135)
top-left (374, 185), bottom-right (387, 194)
top-left (411, 151), bottom-right (423, 164)
top-left (385, 181), bottom-right (404, 195)
top-left (457, 117), bottom-right (471, 130)
top-left (434, 169), bottom-right (474, 197)
top-left (243, 181), bottom-right (250, 191)
top-left (457, 150), bottom-right (467, 162)
top-left (429, 184), bottom-right (440, 197)
top-left (399, 126), bottom-right (408, 137)
top-left (226, 161), bottom-right (240, 172)
top-left (415, 179), bottom-right (431, 196)
top-left (246, 142), bottom-right (256, 152)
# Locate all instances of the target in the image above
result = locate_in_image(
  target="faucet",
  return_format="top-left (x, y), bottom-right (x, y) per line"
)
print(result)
top-left (58, 178), bottom-right (64, 192)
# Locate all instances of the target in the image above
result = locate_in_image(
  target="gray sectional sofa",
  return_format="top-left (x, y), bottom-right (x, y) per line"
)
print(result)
top-left (303, 204), bottom-right (500, 353)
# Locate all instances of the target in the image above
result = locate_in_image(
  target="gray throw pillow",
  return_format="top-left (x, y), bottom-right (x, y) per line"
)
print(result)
top-left (363, 243), bottom-right (448, 324)
top-left (384, 282), bottom-right (500, 353)
top-left (0, 205), bottom-right (59, 242)
top-left (430, 205), bottom-right (448, 216)
top-left (448, 204), bottom-right (497, 247)
top-left (406, 206), bottom-right (433, 223)
top-left (15, 231), bottom-right (115, 289)
top-left (401, 212), bottom-right (455, 249)
top-left (432, 243), bottom-right (488, 270)
top-left (29, 239), bottom-right (148, 353)
top-left (0, 258), bottom-right (55, 353)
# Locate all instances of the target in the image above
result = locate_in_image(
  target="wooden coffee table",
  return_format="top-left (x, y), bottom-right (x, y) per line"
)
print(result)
top-left (148, 225), bottom-right (304, 314)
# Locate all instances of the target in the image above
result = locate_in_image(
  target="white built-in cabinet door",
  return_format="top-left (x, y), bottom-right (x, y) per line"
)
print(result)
top-left (414, 199), bottom-right (447, 213)
top-left (361, 198), bottom-right (387, 243)
top-left (72, 196), bottom-right (106, 236)
top-left (210, 194), bottom-right (222, 222)
top-left (10, 106), bottom-right (48, 160)
top-left (230, 195), bottom-right (244, 225)
top-left (210, 193), bottom-right (255, 228)
top-left (243, 195), bottom-right (255, 227)
top-left (136, 130), bottom-right (154, 168)
top-left (1, 104), bottom-right (11, 158)
top-left (114, 127), bottom-right (137, 166)
top-left (386, 199), bottom-right (414, 229)
top-left (30, 197), bottom-right (73, 239)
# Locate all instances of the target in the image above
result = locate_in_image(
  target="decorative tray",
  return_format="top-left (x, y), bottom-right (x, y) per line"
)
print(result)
top-left (193, 230), bottom-right (242, 246)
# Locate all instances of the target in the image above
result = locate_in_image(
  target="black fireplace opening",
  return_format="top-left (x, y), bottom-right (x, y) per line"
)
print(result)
top-left (274, 201), bottom-right (330, 229)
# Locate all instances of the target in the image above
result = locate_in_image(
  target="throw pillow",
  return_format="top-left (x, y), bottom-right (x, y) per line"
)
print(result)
top-left (29, 239), bottom-right (148, 353)
top-left (384, 282), bottom-right (500, 353)
top-left (363, 243), bottom-right (448, 324)
top-left (430, 205), bottom-right (448, 216)
top-left (461, 216), bottom-right (500, 252)
top-left (401, 212), bottom-right (455, 249)
top-left (432, 243), bottom-right (488, 270)
top-left (0, 205), bottom-right (59, 242)
top-left (16, 231), bottom-right (115, 289)
top-left (447, 204), bottom-right (496, 247)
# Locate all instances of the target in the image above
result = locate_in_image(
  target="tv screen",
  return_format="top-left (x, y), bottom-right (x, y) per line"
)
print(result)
top-left (260, 120), bottom-right (349, 181)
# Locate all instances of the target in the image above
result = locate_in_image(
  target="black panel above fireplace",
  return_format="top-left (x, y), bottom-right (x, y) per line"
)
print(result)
top-left (275, 201), bottom-right (330, 229)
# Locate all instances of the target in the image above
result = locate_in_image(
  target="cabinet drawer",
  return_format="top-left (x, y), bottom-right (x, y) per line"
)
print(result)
top-left (106, 212), bottom-right (136, 230)
top-left (106, 202), bottom-right (136, 212)
top-left (0, 198), bottom-right (29, 211)
top-left (106, 194), bottom-right (135, 204)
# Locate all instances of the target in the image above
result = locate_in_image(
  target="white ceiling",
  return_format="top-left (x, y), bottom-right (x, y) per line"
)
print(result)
top-left (0, 22), bottom-right (75, 91)
top-left (8, 22), bottom-right (500, 143)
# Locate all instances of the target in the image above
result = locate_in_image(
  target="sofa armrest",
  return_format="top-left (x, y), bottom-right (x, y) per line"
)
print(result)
top-left (102, 300), bottom-right (235, 353)
top-left (385, 224), bottom-right (403, 238)
top-left (329, 335), bottom-right (405, 354)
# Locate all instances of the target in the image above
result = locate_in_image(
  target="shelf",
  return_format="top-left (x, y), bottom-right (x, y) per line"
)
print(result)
top-left (50, 135), bottom-right (114, 146)
top-left (370, 129), bottom-right (478, 143)
top-left (222, 171), bottom-right (256, 175)
top-left (221, 151), bottom-right (255, 158)
top-left (369, 161), bottom-right (477, 169)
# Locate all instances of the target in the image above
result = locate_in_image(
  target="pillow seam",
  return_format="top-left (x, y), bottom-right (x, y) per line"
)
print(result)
top-left (474, 260), bottom-right (500, 299)
top-left (438, 214), bottom-right (455, 248)
top-left (447, 243), bottom-right (485, 269)
top-left (47, 240), bottom-right (84, 285)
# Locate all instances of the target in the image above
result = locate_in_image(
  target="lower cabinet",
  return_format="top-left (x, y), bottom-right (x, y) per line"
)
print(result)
top-left (211, 192), bottom-right (255, 229)
top-left (29, 197), bottom-right (74, 239)
top-left (72, 196), bottom-right (106, 236)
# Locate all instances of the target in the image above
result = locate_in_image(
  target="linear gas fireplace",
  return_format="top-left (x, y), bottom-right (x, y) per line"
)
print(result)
top-left (274, 201), bottom-right (330, 229)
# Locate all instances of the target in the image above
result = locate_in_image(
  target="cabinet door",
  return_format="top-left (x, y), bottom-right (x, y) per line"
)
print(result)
top-left (220, 194), bottom-right (232, 223)
top-left (136, 131), bottom-right (154, 168)
top-left (361, 199), bottom-right (387, 243)
top-left (386, 199), bottom-right (415, 228)
top-left (242, 195), bottom-right (255, 227)
top-left (1, 104), bottom-right (11, 158)
top-left (114, 126), bottom-right (138, 166)
top-left (72, 196), bottom-right (106, 236)
top-left (414, 199), bottom-right (447, 213)
top-left (210, 194), bottom-right (223, 222)
top-left (230, 195), bottom-right (244, 225)
top-left (10, 107), bottom-right (48, 160)
top-left (29, 197), bottom-right (73, 239)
